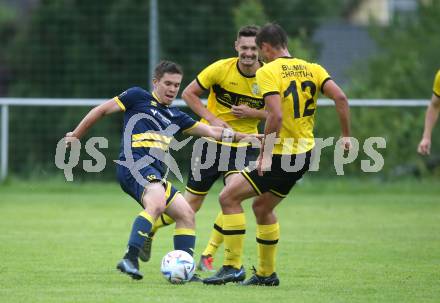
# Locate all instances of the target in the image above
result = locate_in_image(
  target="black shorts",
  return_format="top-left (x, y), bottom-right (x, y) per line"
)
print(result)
top-left (186, 139), bottom-right (258, 196)
top-left (241, 151), bottom-right (312, 198)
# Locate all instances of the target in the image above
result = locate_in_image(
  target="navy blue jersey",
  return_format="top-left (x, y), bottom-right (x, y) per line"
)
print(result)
top-left (114, 87), bottom-right (198, 173)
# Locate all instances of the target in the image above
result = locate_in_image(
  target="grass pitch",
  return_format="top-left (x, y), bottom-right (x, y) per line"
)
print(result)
top-left (0, 178), bottom-right (439, 302)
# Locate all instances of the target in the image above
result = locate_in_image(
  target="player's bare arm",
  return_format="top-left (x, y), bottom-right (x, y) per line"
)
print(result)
top-left (418, 94), bottom-right (440, 155)
top-left (182, 80), bottom-right (231, 128)
top-left (322, 79), bottom-right (352, 150)
top-left (231, 104), bottom-right (267, 120)
top-left (65, 98), bottom-right (122, 145)
top-left (184, 122), bottom-right (261, 142)
top-left (257, 94), bottom-right (282, 176)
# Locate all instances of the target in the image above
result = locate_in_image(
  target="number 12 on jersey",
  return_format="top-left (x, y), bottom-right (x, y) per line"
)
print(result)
top-left (283, 80), bottom-right (317, 119)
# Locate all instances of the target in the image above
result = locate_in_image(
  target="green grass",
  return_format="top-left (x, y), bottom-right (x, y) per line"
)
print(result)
top-left (0, 179), bottom-right (439, 302)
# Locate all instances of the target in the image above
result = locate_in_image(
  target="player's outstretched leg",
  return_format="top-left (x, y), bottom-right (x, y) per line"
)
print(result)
top-left (117, 210), bottom-right (156, 280)
top-left (116, 183), bottom-right (166, 280)
top-left (165, 192), bottom-right (202, 282)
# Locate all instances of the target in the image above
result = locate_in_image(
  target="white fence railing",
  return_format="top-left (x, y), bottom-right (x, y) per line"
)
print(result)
top-left (0, 98), bottom-right (430, 181)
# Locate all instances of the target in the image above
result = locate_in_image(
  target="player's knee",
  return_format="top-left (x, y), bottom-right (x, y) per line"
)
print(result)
top-left (252, 201), bottom-right (270, 218)
top-left (142, 197), bottom-right (166, 217)
top-left (219, 187), bottom-right (236, 207)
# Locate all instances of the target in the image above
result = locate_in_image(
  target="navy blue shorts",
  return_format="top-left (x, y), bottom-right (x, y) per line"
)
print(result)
top-left (116, 164), bottom-right (179, 208)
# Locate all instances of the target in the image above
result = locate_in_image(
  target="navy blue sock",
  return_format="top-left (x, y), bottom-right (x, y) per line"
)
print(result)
top-left (174, 228), bottom-right (196, 256)
top-left (126, 211), bottom-right (154, 256)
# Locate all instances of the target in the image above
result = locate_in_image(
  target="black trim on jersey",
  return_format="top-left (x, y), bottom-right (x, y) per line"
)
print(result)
top-left (280, 56), bottom-right (293, 59)
top-left (196, 77), bottom-right (208, 90)
top-left (213, 223), bottom-right (223, 234)
top-left (256, 237), bottom-right (279, 245)
top-left (236, 60), bottom-right (256, 78)
top-left (160, 214), bottom-right (171, 226)
top-left (434, 91), bottom-right (440, 98)
top-left (263, 91), bottom-right (279, 98)
top-left (212, 84), bottom-right (264, 109)
top-left (320, 77), bottom-right (332, 94)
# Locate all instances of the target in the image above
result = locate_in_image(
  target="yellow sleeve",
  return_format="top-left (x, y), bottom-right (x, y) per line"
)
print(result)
top-left (113, 96), bottom-right (126, 111)
top-left (256, 65), bottom-right (280, 98)
top-left (196, 60), bottom-right (224, 90)
top-left (311, 63), bottom-right (331, 93)
top-left (433, 70), bottom-right (440, 97)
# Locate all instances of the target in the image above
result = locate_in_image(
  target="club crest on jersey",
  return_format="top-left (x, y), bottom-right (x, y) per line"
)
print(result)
top-left (252, 83), bottom-right (260, 95)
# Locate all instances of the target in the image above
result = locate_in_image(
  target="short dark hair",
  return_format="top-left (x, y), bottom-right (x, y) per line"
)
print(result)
top-left (154, 60), bottom-right (183, 80)
top-left (237, 25), bottom-right (259, 39)
top-left (255, 23), bottom-right (288, 49)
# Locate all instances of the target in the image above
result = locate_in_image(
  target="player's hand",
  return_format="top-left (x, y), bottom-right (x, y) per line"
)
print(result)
top-left (65, 131), bottom-right (78, 148)
top-left (208, 117), bottom-right (231, 128)
top-left (232, 104), bottom-right (253, 118)
top-left (340, 136), bottom-right (352, 151)
top-left (256, 152), bottom-right (272, 176)
top-left (417, 138), bottom-right (431, 155)
top-left (235, 132), bottom-right (264, 142)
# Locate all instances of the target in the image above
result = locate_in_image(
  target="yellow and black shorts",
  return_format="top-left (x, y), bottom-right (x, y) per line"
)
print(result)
top-left (241, 151), bottom-right (312, 198)
top-left (186, 139), bottom-right (258, 196)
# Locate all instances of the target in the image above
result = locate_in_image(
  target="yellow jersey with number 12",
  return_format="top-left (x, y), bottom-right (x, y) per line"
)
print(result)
top-left (256, 57), bottom-right (331, 155)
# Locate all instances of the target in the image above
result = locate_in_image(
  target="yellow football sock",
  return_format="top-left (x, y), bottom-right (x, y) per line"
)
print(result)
top-left (256, 222), bottom-right (279, 277)
top-left (222, 213), bottom-right (246, 269)
top-left (150, 213), bottom-right (175, 237)
top-left (202, 211), bottom-right (224, 257)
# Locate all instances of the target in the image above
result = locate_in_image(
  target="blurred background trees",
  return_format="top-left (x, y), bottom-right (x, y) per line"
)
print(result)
top-left (0, 0), bottom-right (438, 179)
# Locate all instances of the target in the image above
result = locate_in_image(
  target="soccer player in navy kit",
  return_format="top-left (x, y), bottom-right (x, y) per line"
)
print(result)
top-left (65, 61), bottom-right (258, 281)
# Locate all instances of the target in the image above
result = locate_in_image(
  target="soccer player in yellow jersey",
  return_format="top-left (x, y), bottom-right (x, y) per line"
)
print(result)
top-left (204, 23), bottom-right (351, 286)
top-left (418, 70), bottom-right (440, 155)
top-left (149, 26), bottom-right (267, 271)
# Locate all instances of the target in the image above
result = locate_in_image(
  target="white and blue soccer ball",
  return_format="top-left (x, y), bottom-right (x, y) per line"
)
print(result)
top-left (160, 250), bottom-right (195, 284)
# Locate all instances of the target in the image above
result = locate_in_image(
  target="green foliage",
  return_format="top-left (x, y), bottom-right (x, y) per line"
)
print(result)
top-left (3, 1), bottom-right (437, 179)
top-left (314, 106), bottom-right (438, 178)
top-left (342, 2), bottom-right (440, 176)
top-left (348, 2), bottom-right (440, 98)
top-left (261, 0), bottom-right (354, 36)
top-left (158, 0), bottom-right (236, 84)
top-left (288, 31), bottom-right (314, 61)
top-left (7, 0), bottom-right (150, 98)
top-left (233, 0), bottom-right (267, 30)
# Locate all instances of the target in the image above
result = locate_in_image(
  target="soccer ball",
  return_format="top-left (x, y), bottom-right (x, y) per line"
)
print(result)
top-left (160, 250), bottom-right (195, 284)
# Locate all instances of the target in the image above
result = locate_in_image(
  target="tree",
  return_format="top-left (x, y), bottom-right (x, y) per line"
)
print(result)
top-left (343, 2), bottom-right (440, 177)
top-left (348, 2), bottom-right (440, 98)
